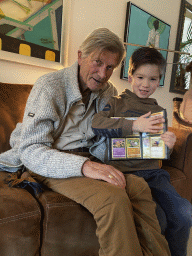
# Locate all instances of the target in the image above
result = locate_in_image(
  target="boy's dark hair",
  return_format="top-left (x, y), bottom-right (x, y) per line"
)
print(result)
top-left (128, 47), bottom-right (166, 79)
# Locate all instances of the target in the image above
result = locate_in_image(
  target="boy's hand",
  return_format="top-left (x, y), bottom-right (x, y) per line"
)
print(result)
top-left (161, 131), bottom-right (176, 149)
top-left (132, 111), bottom-right (165, 133)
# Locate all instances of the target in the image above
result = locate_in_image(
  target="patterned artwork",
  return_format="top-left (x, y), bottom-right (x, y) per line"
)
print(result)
top-left (0, 0), bottom-right (63, 62)
top-left (120, 2), bottom-right (171, 86)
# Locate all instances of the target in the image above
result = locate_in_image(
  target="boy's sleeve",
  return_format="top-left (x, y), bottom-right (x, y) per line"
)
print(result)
top-left (92, 98), bottom-right (134, 138)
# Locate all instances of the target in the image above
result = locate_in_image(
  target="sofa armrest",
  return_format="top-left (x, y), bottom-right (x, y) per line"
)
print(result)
top-left (163, 127), bottom-right (192, 174)
top-left (162, 127), bottom-right (192, 200)
top-left (173, 111), bottom-right (192, 129)
top-left (172, 97), bottom-right (192, 129)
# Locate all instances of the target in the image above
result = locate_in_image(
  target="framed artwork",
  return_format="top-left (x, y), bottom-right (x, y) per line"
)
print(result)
top-left (170, 0), bottom-right (192, 94)
top-left (0, 0), bottom-right (68, 69)
top-left (120, 2), bottom-right (171, 86)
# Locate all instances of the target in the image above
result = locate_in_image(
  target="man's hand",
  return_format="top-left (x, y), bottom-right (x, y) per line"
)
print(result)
top-left (161, 131), bottom-right (176, 149)
top-left (82, 161), bottom-right (126, 189)
top-left (132, 111), bottom-right (165, 133)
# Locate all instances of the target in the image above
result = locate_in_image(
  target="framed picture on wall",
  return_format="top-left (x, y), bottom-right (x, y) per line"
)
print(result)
top-left (0, 0), bottom-right (70, 69)
top-left (120, 2), bottom-right (171, 87)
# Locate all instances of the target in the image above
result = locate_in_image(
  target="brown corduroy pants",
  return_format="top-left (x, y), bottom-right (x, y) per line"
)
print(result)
top-left (29, 169), bottom-right (171, 256)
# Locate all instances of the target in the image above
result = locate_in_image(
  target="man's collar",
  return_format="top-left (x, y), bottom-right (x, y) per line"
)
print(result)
top-left (78, 65), bottom-right (87, 93)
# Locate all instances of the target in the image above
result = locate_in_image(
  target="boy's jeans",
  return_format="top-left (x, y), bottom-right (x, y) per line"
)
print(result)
top-left (131, 169), bottom-right (192, 256)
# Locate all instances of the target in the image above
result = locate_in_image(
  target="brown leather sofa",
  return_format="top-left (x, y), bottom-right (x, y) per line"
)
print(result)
top-left (0, 83), bottom-right (192, 256)
top-left (164, 97), bottom-right (192, 202)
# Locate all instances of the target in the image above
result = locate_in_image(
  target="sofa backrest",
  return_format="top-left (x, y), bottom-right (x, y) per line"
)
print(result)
top-left (0, 82), bottom-right (32, 153)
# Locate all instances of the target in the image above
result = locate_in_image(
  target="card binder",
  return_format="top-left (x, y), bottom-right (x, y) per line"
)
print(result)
top-left (108, 110), bottom-right (169, 160)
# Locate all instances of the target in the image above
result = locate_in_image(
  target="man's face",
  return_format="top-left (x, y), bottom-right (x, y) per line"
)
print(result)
top-left (128, 64), bottom-right (160, 98)
top-left (78, 49), bottom-right (119, 91)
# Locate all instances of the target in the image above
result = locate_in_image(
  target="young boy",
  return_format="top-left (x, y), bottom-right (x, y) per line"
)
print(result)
top-left (92, 47), bottom-right (192, 256)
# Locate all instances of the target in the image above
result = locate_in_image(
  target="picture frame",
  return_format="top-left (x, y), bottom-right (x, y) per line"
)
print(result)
top-left (120, 2), bottom-right (171, 87)
top-left (0, 0), bottom-right (70, 69)
top-left (169, 0), bottom-right (192, 94)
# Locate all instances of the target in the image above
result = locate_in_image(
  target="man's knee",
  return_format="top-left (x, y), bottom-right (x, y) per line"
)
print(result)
top-left (125, 174), bottom-right (151, 200)
top-left (92, 184), bottom-right (131, 216)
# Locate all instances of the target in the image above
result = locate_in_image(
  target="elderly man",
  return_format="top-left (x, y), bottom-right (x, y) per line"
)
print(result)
top-left (0, 28), bottom-right (170, 256)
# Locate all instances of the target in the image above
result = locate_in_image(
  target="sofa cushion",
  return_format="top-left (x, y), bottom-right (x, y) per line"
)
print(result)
top-left (0, 171), bottom-right (41, 256)
top-left (163, 166), bottom-right (189, 200)
top-left (38, 190), bottom-right (99, 256)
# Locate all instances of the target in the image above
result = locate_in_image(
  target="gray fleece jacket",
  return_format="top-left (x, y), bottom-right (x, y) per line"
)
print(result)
top-left (0, 62), bottom-right (117, 178)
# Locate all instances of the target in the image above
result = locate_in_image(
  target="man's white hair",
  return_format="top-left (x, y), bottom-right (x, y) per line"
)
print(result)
top-left (79, 28), bottom-right (125, 66)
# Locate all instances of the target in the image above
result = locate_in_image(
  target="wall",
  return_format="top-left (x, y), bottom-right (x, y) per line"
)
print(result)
top-left (0, 0), bottom-right (191, 125)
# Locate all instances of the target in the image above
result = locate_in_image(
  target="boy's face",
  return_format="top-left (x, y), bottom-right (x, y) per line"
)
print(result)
top-left (128, 64), bottom-right (160, 98)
